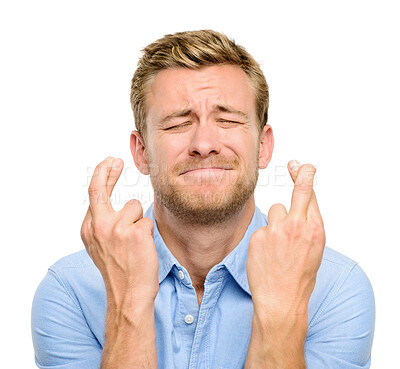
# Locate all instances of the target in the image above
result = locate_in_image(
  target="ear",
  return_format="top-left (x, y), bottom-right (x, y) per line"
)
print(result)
top-left (130, 130), bottom-right (150, 175)
top-left (258, 124), bottom-right (274, 169)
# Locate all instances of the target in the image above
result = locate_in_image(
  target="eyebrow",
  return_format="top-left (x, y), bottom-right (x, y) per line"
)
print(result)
top-left (160, 105), bottom-right (249, 124)
top-left (214, 105), bottom-right (249, 120)
top-left (160, 109), bottom-right (192, 124)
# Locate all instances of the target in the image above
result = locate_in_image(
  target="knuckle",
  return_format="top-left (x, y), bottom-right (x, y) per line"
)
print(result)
top-left (88, 184), bottom-right (99, 197)
top-left (142, 217), bottom-right (155, 237)
top-left (141, 217), bottom-right (153, 227)
top-left (308, 219), bottom-right (325, 240)
top-left (80, 224), bottom-right (94, 256)
top-left (80, 222), bottom-right (89, 241)
top-left (92, 219), bottom-right (110, 239)
top-left (112, 223), bottom-right (125, 238)
top-left (310, 218), bottom-right (323, 231)
top-left (136, 217), bottom-right (154, 233)
top-left (266, 222), bottom-right (280, 235)
top-left (131, 226), bottom-right (146, 243)
top-left (285, 217), bottom-right (305, 235)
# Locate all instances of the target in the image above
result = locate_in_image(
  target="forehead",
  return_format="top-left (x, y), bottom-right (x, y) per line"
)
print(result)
top-left (145, 65), bottom-right (256, 121)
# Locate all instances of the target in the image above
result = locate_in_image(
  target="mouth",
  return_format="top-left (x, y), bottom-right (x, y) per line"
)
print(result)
top-left (180, 167), bottom-right (233, 175)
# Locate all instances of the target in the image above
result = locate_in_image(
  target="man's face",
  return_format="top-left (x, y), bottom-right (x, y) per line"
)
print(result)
top-left (138, 64), bottom-right (271, 225)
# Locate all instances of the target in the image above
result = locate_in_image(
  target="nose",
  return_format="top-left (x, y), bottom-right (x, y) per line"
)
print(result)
top-left (188, 121), bottom-right (221, 158)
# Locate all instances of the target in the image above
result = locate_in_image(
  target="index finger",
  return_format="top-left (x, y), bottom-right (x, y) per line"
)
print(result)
top-left (289, 163), bottom-right (316, 218)
top-left (88, 156), bottom-right (115, 216)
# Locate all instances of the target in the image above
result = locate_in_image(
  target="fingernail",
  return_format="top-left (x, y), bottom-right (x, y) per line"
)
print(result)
top-left (289, 160), bottom-right (300, 171)
top-left (112, 158), bottom-right (121, 169)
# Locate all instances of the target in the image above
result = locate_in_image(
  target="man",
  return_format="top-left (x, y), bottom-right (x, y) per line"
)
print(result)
top-left (31, 30), bottom-right (375, 368)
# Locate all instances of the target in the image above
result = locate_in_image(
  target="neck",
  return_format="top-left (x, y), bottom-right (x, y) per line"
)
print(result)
top-left (154, 196), bottom-right (255, 293)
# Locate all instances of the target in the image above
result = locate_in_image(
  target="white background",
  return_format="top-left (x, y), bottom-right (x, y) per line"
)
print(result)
top-left (1, 0), bottom-right (399, 367)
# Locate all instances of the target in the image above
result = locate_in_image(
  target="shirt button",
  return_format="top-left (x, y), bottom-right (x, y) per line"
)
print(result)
top-left (184, 314), bottom-right (194, 324)
top-left (178, 270), bottom-right (185, 280)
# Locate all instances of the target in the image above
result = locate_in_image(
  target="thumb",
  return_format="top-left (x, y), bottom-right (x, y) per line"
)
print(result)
top-left (288, 159), bottom-right (300, 183)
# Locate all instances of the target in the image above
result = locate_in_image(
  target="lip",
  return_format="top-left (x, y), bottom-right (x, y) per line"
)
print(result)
top-left (180, 167), bottom-right (232, 175)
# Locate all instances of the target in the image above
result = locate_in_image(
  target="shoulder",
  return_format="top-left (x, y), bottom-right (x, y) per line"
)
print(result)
top-left (48, 248), bottom-right (94, 271)
top-left (47, 249), bottom-right (101, 284)
top-left (305, 247), bottom-right (375, 366)
top-left (32, 249), bottom-right (100, 320)
top-left (310, 246), bottom-right (375, 330)
top-left (321, 246), bottom-right (357, 271)
top-left (32, 250), bottom-right (104, 367)
top-left (317, 246), bottom-right (373, 302)
top-left (35, 249), bottom-right (105, 314)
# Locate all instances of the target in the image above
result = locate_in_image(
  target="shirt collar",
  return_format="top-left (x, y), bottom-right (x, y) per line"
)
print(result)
top-left (219, 206), bottom-right (268, 295)
top-left (144, 203), bottom-right (181, 284)
top-left (144, 203), bottom-right (268, 296)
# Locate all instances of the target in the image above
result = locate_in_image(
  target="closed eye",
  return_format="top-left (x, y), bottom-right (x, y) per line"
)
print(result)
top-left (164, 122), bottom-right (192, 131)
top-left (164, 120), bottom-right (243, 131)
top-left (217, 119), bottom-right (243, 126)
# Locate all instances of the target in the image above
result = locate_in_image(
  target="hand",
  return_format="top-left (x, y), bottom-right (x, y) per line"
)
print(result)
top-left (247, 160), bottom-right (326, 321)
top-left (81, 156), bottom-right (159, 311)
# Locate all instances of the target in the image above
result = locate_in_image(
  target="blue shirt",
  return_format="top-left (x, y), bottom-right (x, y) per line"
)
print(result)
top-left (31, 204), bottom-right (375, 369)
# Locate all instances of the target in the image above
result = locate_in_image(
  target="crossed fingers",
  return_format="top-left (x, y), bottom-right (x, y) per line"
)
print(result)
top-left (88, 156), bottom-right (122, 217)
top-left (288, 160), bottom-right (321, 220)
top-left (268, 160), bottom-right (323, 226)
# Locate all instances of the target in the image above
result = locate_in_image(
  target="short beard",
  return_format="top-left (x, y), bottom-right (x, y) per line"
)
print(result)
top-left (149, 155), bottom-right (259, 226)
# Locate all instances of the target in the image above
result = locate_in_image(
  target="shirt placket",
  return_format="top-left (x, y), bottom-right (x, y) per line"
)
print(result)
top-left (187, 267), bottom-right (226, 369)
top-left (171, 265), bottom-right (200, 368)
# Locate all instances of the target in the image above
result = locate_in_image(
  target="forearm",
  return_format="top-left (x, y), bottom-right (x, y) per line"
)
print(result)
top-left (245, 307), bottom-right (308, 369)
top-left (101, 299), bottom-right (158, 369)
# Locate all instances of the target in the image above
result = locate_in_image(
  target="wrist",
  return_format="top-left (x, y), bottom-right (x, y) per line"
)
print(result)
top-left (106, 285), bottom-right (156, 311)
top-left (245, 308), bottom-right (308, 369)
top-left (107, 296), bottom-right (155, 326)
top-left (101, 300), bottom-right (158, 369)
top-left (252, 305), bottom-right (309, 341)
top-left (104, 299), bottom-right (156, 353)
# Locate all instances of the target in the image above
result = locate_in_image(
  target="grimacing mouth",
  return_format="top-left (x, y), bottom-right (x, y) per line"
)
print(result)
top-left (179, 166), bottom-right (234, 175)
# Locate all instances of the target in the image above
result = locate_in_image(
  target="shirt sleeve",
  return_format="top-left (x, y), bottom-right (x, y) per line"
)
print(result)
top-left (31, 269), bottom-right (102, 369)
top-left (305, 264), bottom-right (375, 368)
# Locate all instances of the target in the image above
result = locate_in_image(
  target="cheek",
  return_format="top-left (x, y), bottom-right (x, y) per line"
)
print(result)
top-left (223, 133), bottom-right (258, 160)
top-left (154, 141), bottom-right (185, 173)
top-left (162, 134), bottom-right (193, 158)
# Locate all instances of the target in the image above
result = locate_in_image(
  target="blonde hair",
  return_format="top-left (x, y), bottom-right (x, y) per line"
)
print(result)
top-left (130, 30), bottom-right (269, 140)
